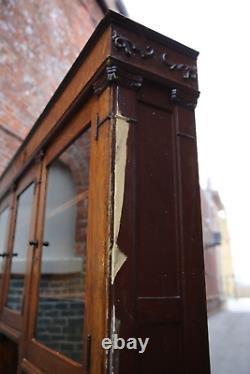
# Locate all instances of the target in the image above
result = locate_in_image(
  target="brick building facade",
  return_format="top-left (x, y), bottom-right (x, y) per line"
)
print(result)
top-left (0, 0), bottom-right (125, 174)
top-left (201, 184), bottom-right (235, 313)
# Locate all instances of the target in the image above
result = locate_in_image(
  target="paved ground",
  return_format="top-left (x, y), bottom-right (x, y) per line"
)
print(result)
top-left (208, 299), bottom-right (250, 374)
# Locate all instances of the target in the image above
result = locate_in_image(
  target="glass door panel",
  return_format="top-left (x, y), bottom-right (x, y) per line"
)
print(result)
top-left (6, 183), bottom-right (35, 312)
top-left (0, 206), bottom-right (10, 285)
top-left (36, 128), bottom-right (91, 364)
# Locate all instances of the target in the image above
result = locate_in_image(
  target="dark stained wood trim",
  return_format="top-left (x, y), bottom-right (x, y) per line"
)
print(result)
top-left (173, 104), bottom-right (211, 373)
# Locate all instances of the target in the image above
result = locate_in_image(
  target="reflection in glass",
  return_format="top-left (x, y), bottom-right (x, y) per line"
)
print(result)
top-left (36, 128), bottom-right (90, 364)
top-left (0, 207), bottom-right (10, 282)
top-left (6, 183), bottom-right (35, 311)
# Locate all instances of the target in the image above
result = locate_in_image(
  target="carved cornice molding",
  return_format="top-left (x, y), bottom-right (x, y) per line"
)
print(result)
top-left (162, 53), bottom-right (197, 80)
top-left (112, 30), bottom-right (154, 59)
top-left (112, 31), bottom-right (197, 81)
top-left (93, 64), bottom-right (143, 95)
top-left (171, 88), bottom-right (199, 109)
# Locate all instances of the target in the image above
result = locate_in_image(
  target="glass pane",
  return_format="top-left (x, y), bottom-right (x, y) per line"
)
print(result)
top-left (36, 128), bottom-right (91, 364)
top-left (6, 183), bottom-right (35, 311)
top-left (0, 207), bottom-right (10, 281)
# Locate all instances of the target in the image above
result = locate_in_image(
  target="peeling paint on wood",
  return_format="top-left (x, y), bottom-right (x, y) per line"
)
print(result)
top-left (111, 114), bottom-right (129, 284)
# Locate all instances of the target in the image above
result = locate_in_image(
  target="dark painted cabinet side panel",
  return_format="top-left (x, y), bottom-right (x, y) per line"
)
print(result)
top-left (135, 98), bottom-right (182, 374)
top-left (113, 83), bottom-right (210, 374)
top-left (114, 84), bottom-right (183, 374)
top-left (175, 106), bottom-right (210, 374)
top-left (136, 103), bottom-right (179, 298)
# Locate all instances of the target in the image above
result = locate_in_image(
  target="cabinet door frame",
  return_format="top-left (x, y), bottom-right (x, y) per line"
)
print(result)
top-left (0, 192), bottom-right (14, 312)
top-left (1, 162), bottom-right (41, 337)
top-left (24, 118), bottom-right (92, 374)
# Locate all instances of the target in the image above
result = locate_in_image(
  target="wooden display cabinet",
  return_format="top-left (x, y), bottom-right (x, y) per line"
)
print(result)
top-left (0, 11), bottom-right (210, 374)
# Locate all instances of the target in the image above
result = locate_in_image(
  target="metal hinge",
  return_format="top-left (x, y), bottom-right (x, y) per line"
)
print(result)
top-left (35, 149), bottom-right (45, 163)
top-left (95, 113), bottom-right (112, 141)
top-left (0, 252), bottom-right (18, 257)
top-left (85, 335), bottom-right (92, 374)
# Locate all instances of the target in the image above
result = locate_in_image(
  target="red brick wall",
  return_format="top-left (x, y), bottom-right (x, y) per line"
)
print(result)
top-left (0, 0), bottom-right (104, 175)
top-left (58, 128), bottom-right (91, 258)
top-left (0, 125), bottom-right (22, 173)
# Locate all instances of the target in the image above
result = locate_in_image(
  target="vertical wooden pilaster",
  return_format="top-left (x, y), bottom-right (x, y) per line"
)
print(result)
top-left (172, 88), bottom-right (210, 373)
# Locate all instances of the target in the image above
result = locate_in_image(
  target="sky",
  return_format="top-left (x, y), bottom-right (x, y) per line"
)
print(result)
top-left (124, 0), bottom-right (250, 284)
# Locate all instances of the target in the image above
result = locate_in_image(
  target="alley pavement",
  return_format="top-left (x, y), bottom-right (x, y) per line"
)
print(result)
top-left (208, 298), bottom-right (250, 374)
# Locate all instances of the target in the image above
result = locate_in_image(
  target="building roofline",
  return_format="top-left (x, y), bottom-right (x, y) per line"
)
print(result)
top-left (97, 0), bottom-right (129, 16)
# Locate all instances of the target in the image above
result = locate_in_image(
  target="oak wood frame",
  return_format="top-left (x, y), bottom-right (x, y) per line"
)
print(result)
top-left (23, 100), bottom-right (95, 374)
top-left (20, 90), bottom-right (112, 373)
top-left (1, 163), bottom-right (41, 339)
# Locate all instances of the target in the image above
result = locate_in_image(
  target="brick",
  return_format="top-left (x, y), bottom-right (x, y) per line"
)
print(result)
top-left (0, 0), bottom-right (104, 176)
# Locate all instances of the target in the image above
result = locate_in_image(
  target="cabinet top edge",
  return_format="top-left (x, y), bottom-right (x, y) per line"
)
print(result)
top-left (104, 10), bottom-right (199, 58)
top-left (0, 10), bottom-right (199, 191)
